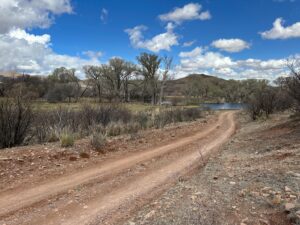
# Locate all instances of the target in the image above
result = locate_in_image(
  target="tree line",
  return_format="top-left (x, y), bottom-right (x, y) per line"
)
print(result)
top-left (0, 53), bottom-right (299, 114)
top-left (0, 53), bottom-right (173, 105)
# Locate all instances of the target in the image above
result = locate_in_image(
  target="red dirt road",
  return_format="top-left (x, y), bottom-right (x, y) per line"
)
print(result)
top-left (0, 111), bottom-right (236, 225)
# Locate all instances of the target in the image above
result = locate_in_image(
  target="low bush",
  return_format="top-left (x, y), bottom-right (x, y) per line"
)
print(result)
top-left (125, 122), bottom-right (140, 134)
top-left (135, 111), bottom-right (150, 129)
top-left (0, 98), bottom-right (33, 148)
top-left (60, 131), bottom-right (75, 147)
top-left (90, 132), bottom-right (107, 152)
top-left (0, 101), bottom-right (204, 149)
top-left (153, 108), bottom-right (202, 129)
top-left (106, 122), bottom-right (124, 136)
top-left (47, 127), bottom-right (60, 142)
top-left (247, 86), bottom-right (293, 120)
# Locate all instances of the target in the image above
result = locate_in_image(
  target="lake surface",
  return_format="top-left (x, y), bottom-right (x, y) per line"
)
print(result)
top-left (201, 103), bottom-right (246, 110)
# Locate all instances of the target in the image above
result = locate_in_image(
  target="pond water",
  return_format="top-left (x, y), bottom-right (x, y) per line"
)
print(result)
top-left (200, 103), bottom-right (246, 110)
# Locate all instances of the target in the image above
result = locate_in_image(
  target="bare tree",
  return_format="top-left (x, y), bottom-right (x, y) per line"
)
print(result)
top-left (49, 67), bottom-right (77, 83)
top-left (159, 56), bottom-right (173, 105)
top-left (106, 58), bottom-right (136, 102)
top-left (84, 66), bottom-right (105, 102)
top-left (287, 59), bottom-right (300, 110)
top-left (123, 62), bottom-right (137, 102)
top-left (137, 53), bottom-right (161, 105)
top-left (0, 98), bottom-right (33, 148)
top-left (107, 58), bottom-right (124, 101)
top-left (47, 67), bottom-right (81, 102)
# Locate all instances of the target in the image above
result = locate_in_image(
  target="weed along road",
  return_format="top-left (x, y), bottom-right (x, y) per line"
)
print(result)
top-left (0, 111), bottom-right (236, 225)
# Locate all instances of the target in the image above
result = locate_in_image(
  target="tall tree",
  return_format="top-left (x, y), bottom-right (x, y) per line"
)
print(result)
top-left (49, 67), bottom-right (77, 83)
top-left (84, 65), bottom-right (105, 102)
top-left (159, 56), bottom-right (173, 104)
top-left (47, 67), bottom-right (80, 102)
top-left (137, 53), bottom-right (161, 104)
top-left (123, 62), bottom-right (137, 102)
top-left (108, 58), bottom-right (124, 101)
top-left (287, 59), bottom-right (300, 110)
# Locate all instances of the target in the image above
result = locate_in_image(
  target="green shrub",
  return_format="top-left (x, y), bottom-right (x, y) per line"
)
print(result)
top-left (135, 112), bottom-right (150, 129)
top-left (90, 132), bottom-right (106, 152)
top-left (60, 131), bottom-right (75, 147)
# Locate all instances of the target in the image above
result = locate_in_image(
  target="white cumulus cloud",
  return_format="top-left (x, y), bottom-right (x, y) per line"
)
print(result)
top-left (260, 18), bottom-right (300, 39)
top-left (159, 3), bottom-right (211, 24)
top-left (211, 38), bottom-right (250, 53)
top-left (175, 46), bottom-right (290, 80)
top-left (0, 0), bottom-right (103, 78)
top-left (0, 0), bottom-right (72, 34)
top-left (125, 23), bottom-right (179, 52)
top-left (8, 28), bottom-right (51, 45)
top-left (0, 30), bottom-right (101, 77)
top-left (179, 47), bottom-right (203, 58)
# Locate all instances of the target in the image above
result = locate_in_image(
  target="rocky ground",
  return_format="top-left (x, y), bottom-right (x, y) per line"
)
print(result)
top-left (125, 112), bottom-right (300, 225)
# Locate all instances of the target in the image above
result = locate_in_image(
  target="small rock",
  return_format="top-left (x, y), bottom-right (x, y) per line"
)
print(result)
top-left (262, 187), bottom-right (272, 192)
top-left (69, 156), bottom-right (78, 161)
top-left (262, 193), bottom-right (270, 197)
top-left (79, 152), bottom-right (90, 159)
top-left (285, 186), bottom-right (292, 192)
top-left (238, 190), bottom-right (246, 197)
top-left (190, 195), bottom-right (197, 201)
top-left (271, 194), bottom-right (281, 205)
top-left (144, 210), bottom-right (156, 219)
top-left (251, 191), bottom-right (260, 197)
top-left (290, 195), bottom-right (297, 199)
top-left (285, 203), bottom-right (295, 212)
top-left (17, 158), bottom-right (24, 163)
top-left (83, 205), bottom-right (88, 209)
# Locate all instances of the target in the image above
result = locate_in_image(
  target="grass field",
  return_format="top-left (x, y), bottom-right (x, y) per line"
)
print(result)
top-left (31, 99), bottom-right (199, 112)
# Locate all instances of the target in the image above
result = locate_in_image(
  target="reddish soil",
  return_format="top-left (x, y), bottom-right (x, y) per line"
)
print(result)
top-left (0, 111), bottom-right (236, 225)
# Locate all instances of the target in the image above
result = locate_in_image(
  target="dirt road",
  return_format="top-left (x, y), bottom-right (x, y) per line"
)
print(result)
top-left (0, 111), bottom-right (236, 225)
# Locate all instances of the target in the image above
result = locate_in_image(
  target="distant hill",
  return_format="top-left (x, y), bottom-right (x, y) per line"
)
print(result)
top-left (164, 74), bottom-right (227, 96)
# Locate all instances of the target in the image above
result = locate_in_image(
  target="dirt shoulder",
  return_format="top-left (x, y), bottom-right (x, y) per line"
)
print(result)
top-left (126, 112), bottom-right (300, 225)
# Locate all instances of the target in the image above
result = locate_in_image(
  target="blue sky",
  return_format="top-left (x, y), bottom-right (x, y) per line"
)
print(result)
top-left (0, 0), bottom-right (300, 79)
